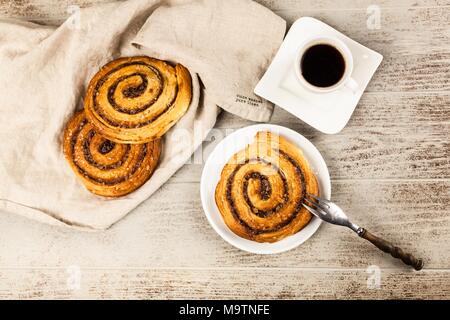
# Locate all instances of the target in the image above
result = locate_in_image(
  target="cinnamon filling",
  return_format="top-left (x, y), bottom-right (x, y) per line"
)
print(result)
top-left (225, 155), bottom-right (306, 235)
top-left (106, 72), bottom-right (162, 115)
top-left (92, 61), bottom-right (179, 129)
top-left (83, 131), bottom-right (130, 170)
top-left (242, 171), bottom-right (288, 218)
top-left (98, 140), bottom-right (116, 155)
top-left (70, 118), bottom-right (147, 186)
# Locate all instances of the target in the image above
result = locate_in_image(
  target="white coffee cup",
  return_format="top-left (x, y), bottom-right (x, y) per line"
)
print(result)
top-left (294, 36), bottom-right (358, 93)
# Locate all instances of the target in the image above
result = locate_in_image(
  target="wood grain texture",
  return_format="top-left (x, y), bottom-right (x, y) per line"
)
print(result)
top-left (2, 1), bottom-right (449, 92)
top-left (0, 180), bottom-right (448, 269)
top-left (2, 0), bottom-right (449, 19)
top-left (279, 7), bottom-right (450, 93)
top-left (172, 93), bottom-right (450, 181)
top-left (0, 0), bottom-right (449, 300)
top-left (0, 268), bottom-right (449, 300)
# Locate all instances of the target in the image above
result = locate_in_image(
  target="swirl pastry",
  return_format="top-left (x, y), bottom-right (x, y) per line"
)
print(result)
top-left (63, 111), bottom-right (161, 197)
top-left (215, 132), bottom-right (319, 243)
top-left (84, 56), bottom-right (192, 144)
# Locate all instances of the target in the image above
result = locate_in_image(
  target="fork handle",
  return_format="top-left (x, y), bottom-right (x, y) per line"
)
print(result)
top-left (357, 228), bottom-right (424, 271)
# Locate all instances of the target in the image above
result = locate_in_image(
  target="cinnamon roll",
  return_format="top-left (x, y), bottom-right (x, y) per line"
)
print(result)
top-left (84, 56), bottom-right (192, 144)
top-left (63, 111), bottom-right (161, 197)
top-left (215, 132), bottom-right (319, 243)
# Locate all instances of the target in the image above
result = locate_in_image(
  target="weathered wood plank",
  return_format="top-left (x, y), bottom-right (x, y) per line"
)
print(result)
top-left (0, 0), bottom-right (448, 300)
top-left (1, 3), bottom-right (449, 92)
top-left (0, 180), bottom-right (448, 269)
top-left (0, 0), bottom-right (112, 19)
top-left (0, 268), bottom-right (448, 299)
top-left (279, 7), bottom-right (450, 93)
top-left (258, 0), bottom-right (450, 10)
top-left (169, 93), bottom-right (450, 182)
top-left (1, 0), bottom-right (449, 19)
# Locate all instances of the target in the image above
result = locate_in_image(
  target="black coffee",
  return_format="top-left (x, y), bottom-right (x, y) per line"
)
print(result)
top-left (301, 44), bottom-right (346, 88)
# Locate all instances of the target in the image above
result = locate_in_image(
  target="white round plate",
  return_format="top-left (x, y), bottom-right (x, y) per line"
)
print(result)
top-left (200, 124), bottom-right (331, 254)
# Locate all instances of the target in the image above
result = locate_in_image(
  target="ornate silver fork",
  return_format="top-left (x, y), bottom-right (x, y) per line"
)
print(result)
top-left (303, 194), bottom-right (424, 271)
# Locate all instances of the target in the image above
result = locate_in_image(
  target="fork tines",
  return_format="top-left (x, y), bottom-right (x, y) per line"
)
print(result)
top-left (302, 193), bottom-right (330, 218)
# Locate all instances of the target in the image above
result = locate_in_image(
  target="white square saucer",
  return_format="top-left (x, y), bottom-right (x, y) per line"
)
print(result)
top-left (255, 17), bottom-right (383, 134)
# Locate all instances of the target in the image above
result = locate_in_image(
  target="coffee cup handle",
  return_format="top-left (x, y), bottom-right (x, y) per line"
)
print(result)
top-left (345, 77), bottom-right (359, 94)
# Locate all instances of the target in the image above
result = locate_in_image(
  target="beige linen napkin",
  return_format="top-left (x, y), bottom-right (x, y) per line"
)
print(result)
top-left (0, 0), bottom-right (286, 230)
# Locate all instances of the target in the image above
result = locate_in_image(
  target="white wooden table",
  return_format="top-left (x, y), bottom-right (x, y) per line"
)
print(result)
top-left (0, 0), bottom-right (449, 299)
